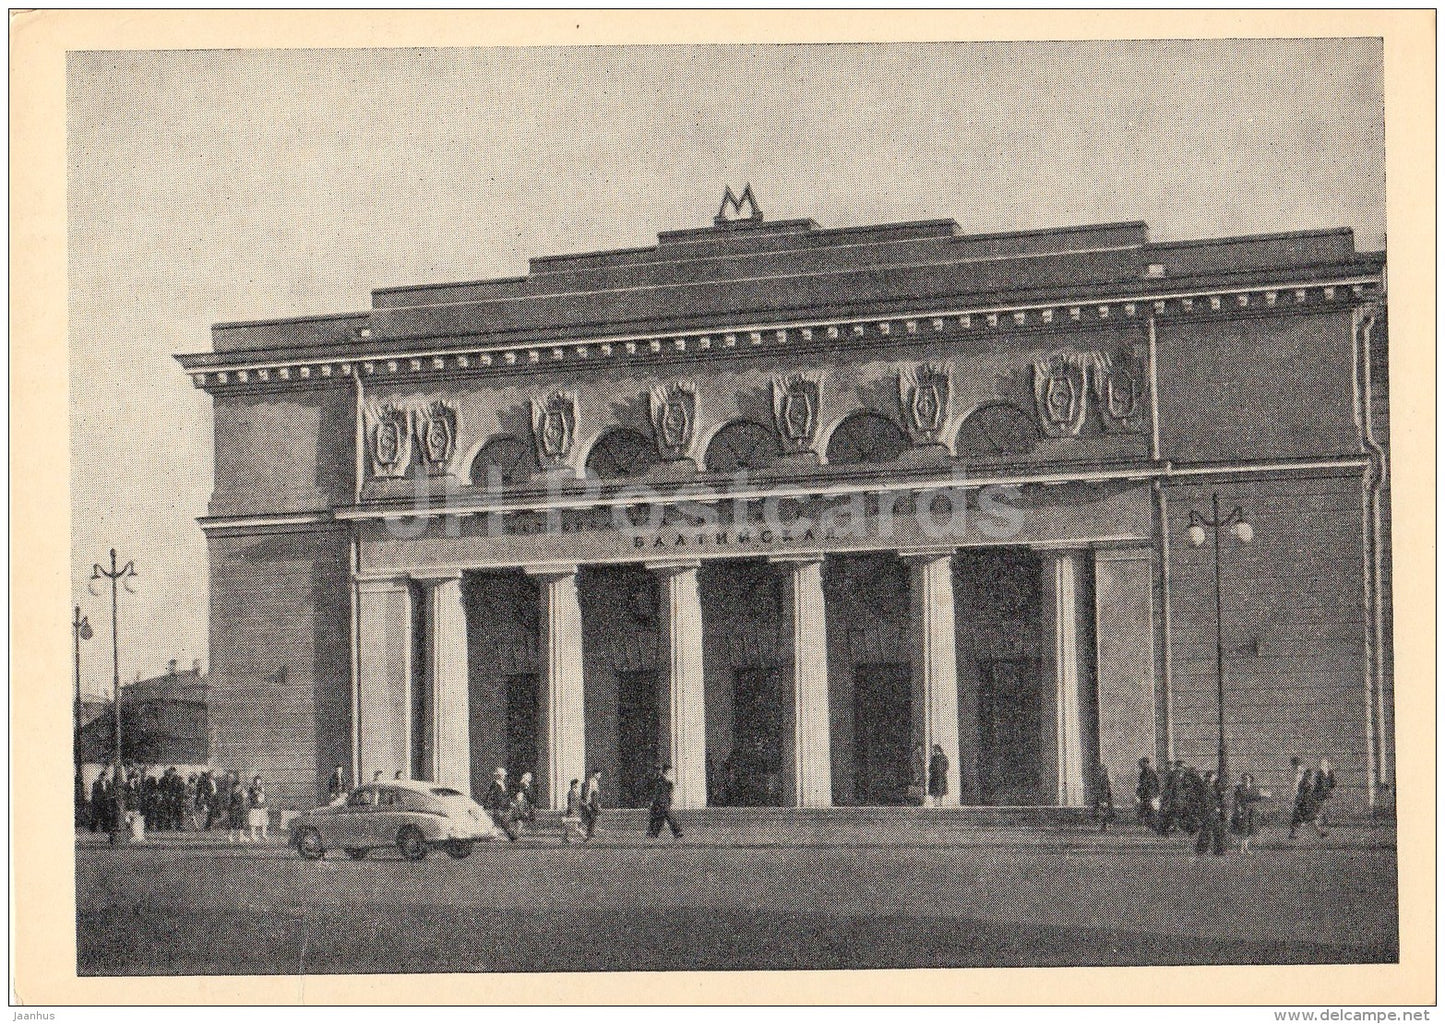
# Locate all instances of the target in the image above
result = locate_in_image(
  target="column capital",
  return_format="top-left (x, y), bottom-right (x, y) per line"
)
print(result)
top-left (1031, 543), bottom-right (1090, 557)
top-left (897, 546), bottom-right (957, 563)
top-left (355, 574), bottom-right (411, 593)
top-left (768, 553), bottom-right (826, 566)
top-left (645, 559), bottom-right (700, 575)
top-left (410, 570), bottom-right (464, 585)
top-left (523, 563), bottom-right (578, 582)
top-left (1092, 544), bottom-right (1153, 564)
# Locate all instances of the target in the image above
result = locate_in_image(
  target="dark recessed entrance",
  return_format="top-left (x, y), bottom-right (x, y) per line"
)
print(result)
top-left (852, 661), bottom-right (913, 805)
top-left (504, 672), bottom-right (539, 783)
top-left (728, 666), bottom-right (785, 806)
top-left (976, 657), bottom-right (1044, 805)
top-left (617, 669), bottom-right (660, 808)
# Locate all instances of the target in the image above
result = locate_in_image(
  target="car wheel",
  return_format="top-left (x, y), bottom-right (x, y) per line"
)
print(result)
top-left (444, 840), bottom-right (474, 859)
top-left (344, 848), bottom-right (367, 860)
top-left (397, 825), bottom-right (428, 861)
top-left (295, 827), bottom-right (325, 860)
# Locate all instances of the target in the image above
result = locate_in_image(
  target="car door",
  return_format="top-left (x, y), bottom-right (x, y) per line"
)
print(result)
top-left (332, 786), bottom-right (379, 848)
top-left (371, 786), bottom-right (405, 846)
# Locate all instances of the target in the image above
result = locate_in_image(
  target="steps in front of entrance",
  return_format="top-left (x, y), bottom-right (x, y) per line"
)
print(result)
top-left (543, 805), bottom-right (1094, 845)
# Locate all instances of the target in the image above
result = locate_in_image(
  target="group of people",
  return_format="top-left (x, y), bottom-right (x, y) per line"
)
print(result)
top-left (82, 764), bottom-right (270, 843)
top-left (473, 763), bottom-right (680, 844)
top-left (1125, 754), bottom-right (1337, 854)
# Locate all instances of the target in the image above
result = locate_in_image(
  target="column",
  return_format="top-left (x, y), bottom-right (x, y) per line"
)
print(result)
top-left (1040, 549), bottom-right (1089, 806)
top-left (419, 574), bottom-right (470, 795)
top-left (649, 560), bottom-right (707, 809)
top-left (356, 576), bottom-right (413, 784)
top-left (772, 555), bottom-right (831, 807)
top-left (905, 550), bottom-right (961, 806)
top-left (527, 566), bottom-right (585, 810)
top-left (1094, 546), bottom-right (1158, 809)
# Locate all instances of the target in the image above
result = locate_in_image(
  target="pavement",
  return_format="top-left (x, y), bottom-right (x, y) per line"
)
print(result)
top-left (75, 818), bottom-right (1397, 975)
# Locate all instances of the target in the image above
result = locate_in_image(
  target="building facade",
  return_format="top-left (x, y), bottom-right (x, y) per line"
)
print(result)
top-left (179, 196), bottom-right (1391, 815)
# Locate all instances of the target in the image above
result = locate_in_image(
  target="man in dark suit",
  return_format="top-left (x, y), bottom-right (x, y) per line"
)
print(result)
top-left (328, 764), bottom-right (347, 802)
top-left (89, 772), bottom-right (111, 833)
top-left (1136, 757), bottom-right (1160, 829)
top-left (483, 767), bottom-right (519, 841)
top-left (647, 765), bottom-right (683, 841)
top-left (1157, 760), bottom-right (1185, 835)
top-left (581, 768), bottom-right (603, 842)
top-left (1195, 771), bottom-right (1230, 856)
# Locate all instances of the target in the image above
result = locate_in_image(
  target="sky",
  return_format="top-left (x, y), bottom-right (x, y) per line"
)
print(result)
top-left (67, 40), bottom-right (1386, 699)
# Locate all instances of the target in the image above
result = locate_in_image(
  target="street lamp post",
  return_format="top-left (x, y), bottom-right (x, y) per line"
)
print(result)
top-left (1187, 493), bottom-right (1253, 783)
top-left (73, 604), bottom-right (92, 819)
top-left (91, 549), bottom-right (137, 845)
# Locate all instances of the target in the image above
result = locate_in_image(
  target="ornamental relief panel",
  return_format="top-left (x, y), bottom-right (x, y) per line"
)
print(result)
top-left (1030, 348), bottom-right (1147, 438)
top-left (365, 402), bottom-right (413, 479)
top-left (771, 372), bottom-right (824, 454)
top-left (897, 362), bottom-right (952, 445)
top-left (365, 399), bottom-right (461, 478)
top-left (649, 380), bottom-right (697, 461)
top-left (530, 389), bottom-right (579, 469)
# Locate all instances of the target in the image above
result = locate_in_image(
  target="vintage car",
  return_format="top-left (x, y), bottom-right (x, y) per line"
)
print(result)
top-left (289, 780), bottom-right (502, 860)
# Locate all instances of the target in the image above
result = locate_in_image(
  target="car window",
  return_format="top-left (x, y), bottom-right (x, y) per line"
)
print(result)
top-left (376, 787), bottom-right (400, 807)
top-left (397, 789), bottom-right (433, 812)
top-left (347, 787), bottom-right (377, 807)
top-left (430, 787), bottom-right (464, 798)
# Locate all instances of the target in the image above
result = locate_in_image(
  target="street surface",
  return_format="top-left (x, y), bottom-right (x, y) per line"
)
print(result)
top-left (75, 820), bottom-right (1397, 974)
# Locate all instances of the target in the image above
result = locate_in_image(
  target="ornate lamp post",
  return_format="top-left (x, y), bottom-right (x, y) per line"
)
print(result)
top-left (73, 604), bottom-right (92, 817)
top-left (1187, 493), bottom-right (1253, 782)
top-left (90, 549), bottom-right (137, 845)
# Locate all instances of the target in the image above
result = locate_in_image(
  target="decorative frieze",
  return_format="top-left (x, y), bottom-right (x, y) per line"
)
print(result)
top-left (184, 280), bottom-right (1379, 391)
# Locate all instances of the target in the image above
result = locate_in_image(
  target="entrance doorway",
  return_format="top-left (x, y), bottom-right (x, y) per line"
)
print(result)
top-left (976, 657), bottom-right (1044, 804)
top-left (728, 667), bottom-right (785, 806)
top-left (852, 661), bottom-right (912, 805)
top-left (504, 673), bottom-right (539, 784)
top-left (617, 669), bottom-right (659, 808)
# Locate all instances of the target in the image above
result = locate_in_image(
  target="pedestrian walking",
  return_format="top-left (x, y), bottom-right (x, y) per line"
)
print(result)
top-left (1157, 760), bottom-right (1185, 835)
top-left (561, 779), bottom-right (586, 844)
top-left (484, 767), bottom-right (519, 841)
top-left (515, 772), bottom-right (538, 827)
top-left (201, 770), bottom-right (220, 829)
top-left (928, 744), bottom-right (949, 807)
top-left (89, 772), bottom-right (111, 833)
top-left (1289, 762), bottom-right (1326, 840)
top-left (1136, 757), bottom-right (1160, 830)
top-left (581, 768), bottom-right (603, 842)
top-left (247, 775), bottom-right (269, 842)
top-left (184, 774), bottom-right (199, 830)
top-left (1180, 764), bottom-right (1205, 835)
top-left (647, 765), bottom-right (683, 840)
top-left (226, 779), bottom-right (247, 843)
top-left (328, 764), bottom-right (347, 802)
top-left (1194, 771), bottom-right (1228, 856)
top-left (1091, 762), bottom-right (1115, 832)
top-left (1230, 772), bottom-right (1269, 854)
top-left (1314, 758), bottom-right (1337, 828)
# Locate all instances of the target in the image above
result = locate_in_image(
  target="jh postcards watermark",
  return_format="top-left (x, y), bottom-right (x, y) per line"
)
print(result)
top-left (377, 466), bottom-right (1029, 545)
